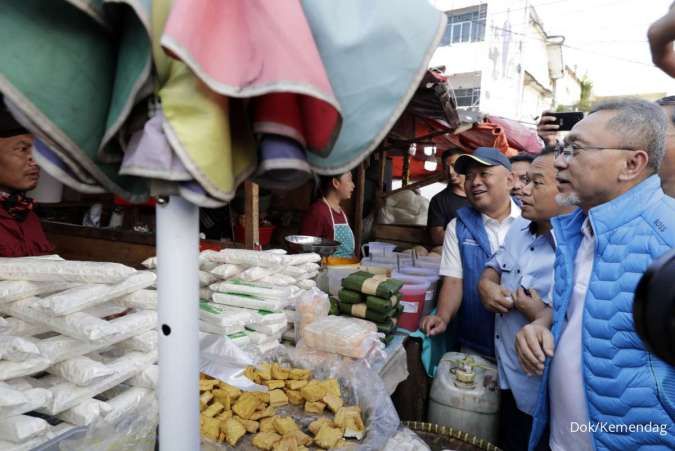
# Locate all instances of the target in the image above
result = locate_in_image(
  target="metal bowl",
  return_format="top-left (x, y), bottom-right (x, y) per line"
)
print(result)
top-left (285, 235), bottom-right (341, 257)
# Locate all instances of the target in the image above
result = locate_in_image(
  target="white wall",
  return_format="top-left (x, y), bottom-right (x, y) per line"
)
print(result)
top-left (430, 44), bottom-right (487, 74)
top-left (555, 69), bottom-right (582, 108)
top-left (521, 18), bottom-right (553, 93)
top-left (447, 71), bottom-right (481, 90)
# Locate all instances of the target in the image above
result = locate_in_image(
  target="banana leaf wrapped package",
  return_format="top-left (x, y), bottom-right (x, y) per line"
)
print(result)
top-left (341, 272), bottom-right (404, 299)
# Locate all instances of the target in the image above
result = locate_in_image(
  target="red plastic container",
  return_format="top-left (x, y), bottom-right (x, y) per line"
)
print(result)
top-left (398, 284), bottom-right (427, 331)
top-left (234, 224), bottom-right (276, 246)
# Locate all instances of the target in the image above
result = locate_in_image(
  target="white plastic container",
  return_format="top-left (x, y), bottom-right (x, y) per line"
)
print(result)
top-left (361, 242), bottom-right (397, 258)
top-left (428, 352), bottom-right (500, 445)
top-left (391, 271), bottom-right (438, 315)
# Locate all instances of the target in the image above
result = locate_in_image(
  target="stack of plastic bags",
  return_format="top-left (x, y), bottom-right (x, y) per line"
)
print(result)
top-left (0, 256), bottom-right (159, 448)
top-left (142, 248), bottom-right (321, 354)
top-left (336, 271), bottom-right (404, 345)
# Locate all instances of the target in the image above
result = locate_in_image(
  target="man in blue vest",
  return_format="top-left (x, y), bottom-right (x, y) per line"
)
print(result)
top-left (421, 147), bottom-right (520, 359)
top-left (516, 99), bottom-right (675, 450)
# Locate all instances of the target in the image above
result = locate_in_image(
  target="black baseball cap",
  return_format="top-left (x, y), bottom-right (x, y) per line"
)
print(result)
top-left (454, 147), bottom-right (512, 175)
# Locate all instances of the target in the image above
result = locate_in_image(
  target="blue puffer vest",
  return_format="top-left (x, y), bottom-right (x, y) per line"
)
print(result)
top-left (455, 206), bottom-right (495, 358)
top-left (529, 176), bottom-right (675, 450)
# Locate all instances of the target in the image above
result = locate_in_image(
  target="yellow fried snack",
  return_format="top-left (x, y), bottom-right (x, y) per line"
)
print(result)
top-left (216, 411), bottom-right (233, 423)
top-left (272, 435), bottom-right (299, 451)
top-left (284, 430), bottom-right (312, 446)
top-left (255, 391), bottom-right (271, 404)
top-left (218, 382), bottom-right (242, 400)
top-left (343, 414), bottom-right (365, 440)
top-left (257, 362), bottom-right (273, 380)
top-left (271, 363), bottom-right (290, 380)
top-left (245, 366), bottom-right (262, 384)
top-left (266, 380), bottom-right (286, 390)
top-left (289, 368), bottom-right (311, 380)
top-left (235, 416), bottom-right (260, 434)
top-left (252, 431), bottom-right (282, 450)
top-left (212, 390), bottom-right (231, 410)
top-left (272, 416), bottom-right (299, 435)
top-left (314, 424), bottom-right (343, 449)
top-left (322, 393), bottom-right (343, 413)
top-left (200, 416), bottom-right (220, 441)
top-left (200, 392), bottom-right (213, 411)
top-left (308, 417), bottom-right (334, 435)
top-left (203, 401), bottom-right (225, 418)
top-left (269, 389), bottom-right (289, 408)
top-left (286, 380), bottom-right (308, 390)
top-left (335, 438), bottom-right (356, 449)
top-left (300, 381), bottom-right (326, 402)
top-left (200, 379), bottom-right (218, 391)
top-left (222, 417), bottom-right (247, 447)
top-left (260, 416), bottom-right (277, 433)
top-left (233, 393), bottom-right (260, 419)
top-left (250, 405), bottom-right (276, 421)
top-left (286, 389), bottom-right (304, 406)
top-left (321, 379), bottom-right (341, 399)
top-left (217, 431), bottom-right (226, 443)
top-left (305, 401), bottom-right (326, 414)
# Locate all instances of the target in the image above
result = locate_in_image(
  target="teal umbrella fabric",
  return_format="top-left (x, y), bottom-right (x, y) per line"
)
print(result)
top-left (0, 0), bottom-right (151, 202)
top-left (301, 0), bottom-right (447, 174)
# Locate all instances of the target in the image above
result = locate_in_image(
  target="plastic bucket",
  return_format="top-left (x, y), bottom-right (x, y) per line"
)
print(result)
top-left (398, 284), bottom-right (427, 331)
top-left (361, 242), bottom-right (397, 258)
top-left (392, 271), bottom-right (439, 316)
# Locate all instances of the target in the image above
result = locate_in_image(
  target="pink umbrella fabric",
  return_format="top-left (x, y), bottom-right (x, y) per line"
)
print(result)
top-left (161, 0), bottom-right (341, 155)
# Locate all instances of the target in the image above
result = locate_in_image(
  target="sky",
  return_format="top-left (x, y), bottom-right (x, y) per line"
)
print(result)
top-left (530, 0), bottom-right (674, 96)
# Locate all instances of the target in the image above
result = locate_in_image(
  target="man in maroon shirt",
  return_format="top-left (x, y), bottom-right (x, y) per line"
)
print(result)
top-left (0, 105), bottom-right (54, 257)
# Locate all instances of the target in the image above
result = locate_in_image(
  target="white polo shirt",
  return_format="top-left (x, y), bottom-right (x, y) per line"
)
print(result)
top-left (439, 199), bottom-right (521, 278)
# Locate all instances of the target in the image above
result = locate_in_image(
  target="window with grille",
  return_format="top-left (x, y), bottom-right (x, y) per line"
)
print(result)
top-left (454, 87), bottom-right (481, 108)
top-left (439, 4), bottom-right (487, 46)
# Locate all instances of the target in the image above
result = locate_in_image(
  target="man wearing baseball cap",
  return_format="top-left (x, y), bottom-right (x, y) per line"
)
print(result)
top-left (0, 100), bottom-right (54, 257)
top-left (421, 147), bottom-right (520, 360)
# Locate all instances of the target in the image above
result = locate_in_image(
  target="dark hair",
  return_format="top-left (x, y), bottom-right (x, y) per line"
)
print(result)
top-left (537, 145), bottom-right (557, 157)
top-left (441, 148), bottom-right (463, 165)
top-left (317, 173), bottom-right (346, 197)
top-left (509, 152), bottom-right (535, 164)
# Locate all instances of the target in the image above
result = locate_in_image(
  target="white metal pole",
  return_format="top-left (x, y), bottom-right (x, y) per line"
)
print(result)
top-left (156, 196), bottom-right (200, 451)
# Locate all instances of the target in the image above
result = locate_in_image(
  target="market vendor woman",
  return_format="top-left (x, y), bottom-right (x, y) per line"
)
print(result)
top-left (0, 105), bottom-right (54, 257)
top-left (301, 172), bottom-right (355, 257)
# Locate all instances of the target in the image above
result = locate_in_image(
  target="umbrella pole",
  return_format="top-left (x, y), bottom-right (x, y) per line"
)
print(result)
top-left (156, 196), bottom-right (200, 451)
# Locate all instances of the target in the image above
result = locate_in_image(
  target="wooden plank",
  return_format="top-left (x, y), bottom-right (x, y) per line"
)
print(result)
top-left (381, 172), bottom-right (445, 199)
top-left (373, 224), bottom-right (431, 246)
top-left (353, 162), bottom-right (366, 257)
top-left (402, 153), bottom-right (410, 187)
top-left (46, 233), bottom-right (156, 268)
top-left (244, 181), bottom-right (260, 250)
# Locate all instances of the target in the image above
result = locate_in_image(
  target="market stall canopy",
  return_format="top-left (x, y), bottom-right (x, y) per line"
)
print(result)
top-left (0, 0), bottom-right (446, 205)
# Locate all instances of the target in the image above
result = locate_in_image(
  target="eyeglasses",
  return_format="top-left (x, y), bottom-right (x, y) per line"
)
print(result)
top-left (553, 143), bottom-right (639, 161)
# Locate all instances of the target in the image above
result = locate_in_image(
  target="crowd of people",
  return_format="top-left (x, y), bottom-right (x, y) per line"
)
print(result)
top-left (422, 97), bottom-right (675, 451)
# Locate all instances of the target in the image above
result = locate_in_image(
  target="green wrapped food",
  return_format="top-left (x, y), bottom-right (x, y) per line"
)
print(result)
top-left (341, 271), bottom-right (404, 299)
top-left (381, 333), bottom-right (395, 346)
top-left (366, 294), bottom-right (401, 313)
top-left (338, 289), bottom-right (363, 304)
top-left (338, 302), bottom-right (398, 323)
top-left (329, 297), bottom-right (340, 316)
top-left (376, 317), bottom-right (398, 334)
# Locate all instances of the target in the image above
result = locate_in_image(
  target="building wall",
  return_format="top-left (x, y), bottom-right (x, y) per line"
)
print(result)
top-left (555, 68), bottom-right (583, 108)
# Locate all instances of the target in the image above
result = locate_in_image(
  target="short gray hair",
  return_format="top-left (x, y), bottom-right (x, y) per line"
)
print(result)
top-left (590, 98), bottom-right (668, 172)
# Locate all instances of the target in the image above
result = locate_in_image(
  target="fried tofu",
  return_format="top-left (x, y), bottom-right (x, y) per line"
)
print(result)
top-left (200, 379), bottom-right (219, 391)
top-left (255, 391), bottom-right (271, 404)
top-left (200, 391), bottom-right (213, 410)
top-left (321, 379), bottom-right (341, 398)
top-left (269, 389), bottom-right (289, 408)
top-left (236, 416), bottom-right (260, 434)
top-left (250, 405), bottom-right (276, 421)
top-left (260, 416), bottom-right (277, 433)
top-left (212, 389), bottom-right (231, 410)
top-left (314, 424), bottom-right (343, 449)
top-left (272, 416), bottom-right (299, 435)
top-left (286, 380), bottom-right (308, 390)
top-left (305, 401), bottom-right (326, 414)
top-left (289, 368), bottom-right (311, 380)
top-left (218, 382), bottom-right (242, 400)
top-left (308, 417), bottom-right (334, 435)
top-left (286, 389), bottom-right (304, 406)
top-left (335, 438), bottom-right (356, 449)
top-left (216, 411), bottom-right (233, 423)
top-left (252, 431), bottom-right (282, 450)
top-left (300, 381), bottom-right (326, 402)
top-left (272, 435), bottom-right (299, 451)
top-left (271, 363), bottom-right (290, 380)
top-left (284, 430), bottom-right (312, 446)
top-left (233, 393), bottom-right (260, 419)
top-left (200, 416), bottom-right (220, 441)
top-left (202, 401), bottom-right (225, 418)
top-left (257, 362), bottom-right (273, 381)
top-left (266, 380), bottom-right (286, 390)
top-left (322, 393), bottom-right (343, 413)
top-left (245, 366), bottom-right (262, 384)
top-left (222, 417), bottom-right (247, 447)
top-left (334, 407), bottom-right (365, 441)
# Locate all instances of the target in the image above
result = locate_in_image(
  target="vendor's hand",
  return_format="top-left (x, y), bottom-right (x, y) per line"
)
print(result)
top-left (480, 282), bottom-right (514, 314)
top-left (514, 287), bottom-right (546, 322)
top-left (648, 2), bottom-right (675, 77)
top-left (537, 113), bottom-right (560, 147)
top-left (420, 315), bottom-right (448, 337)
top-left (515, 322), bottom-right (554, 376)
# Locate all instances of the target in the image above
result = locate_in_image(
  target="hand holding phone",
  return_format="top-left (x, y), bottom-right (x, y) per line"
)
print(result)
top-left (548, 112), bottom-right (585, 131)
